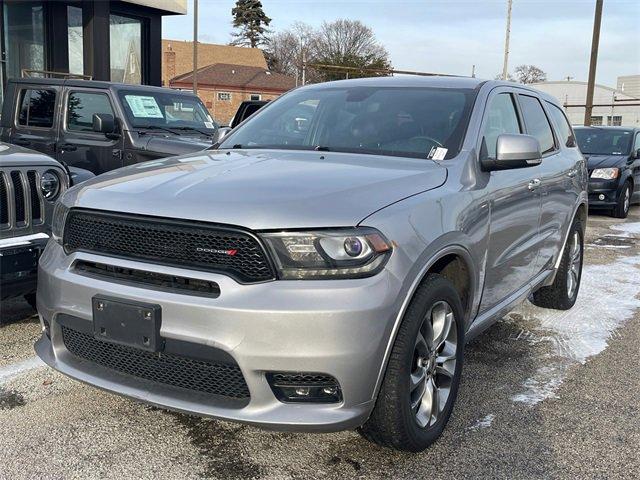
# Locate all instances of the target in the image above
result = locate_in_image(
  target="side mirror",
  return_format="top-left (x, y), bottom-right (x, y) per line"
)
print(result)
top-left (93, 113), bottom-right (115, 134)
top-left (215, 127), bottom-right (232, 143)
top-left (481, 134), bottom-right (542, 171)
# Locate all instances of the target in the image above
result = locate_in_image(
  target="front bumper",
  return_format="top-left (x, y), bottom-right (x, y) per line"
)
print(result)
top-left (0, 233), bottom-right (49, 299)
top-left (36, 241), bottom-right (402, 432)
top-left (587, 178), bottom-right (621, 208)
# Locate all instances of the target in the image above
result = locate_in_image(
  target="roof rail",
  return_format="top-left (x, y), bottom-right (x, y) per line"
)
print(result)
top-left (21, 69), bottom-right (92, 80)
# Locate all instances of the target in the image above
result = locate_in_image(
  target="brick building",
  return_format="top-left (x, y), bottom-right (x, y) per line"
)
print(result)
top-left (162, 39), bottom-right (267, 87)
top-left (169, 63), bottom-right (296, 124)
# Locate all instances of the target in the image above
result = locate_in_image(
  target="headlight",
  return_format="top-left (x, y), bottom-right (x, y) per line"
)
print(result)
top-left (51, 202), bottom-right (70, 245)
top-left (261, 228), bottom-right (392, 279)
top-left (41, 170), bottom-right (61, 200)
top-left (590, 168), bottom-right (619, 180)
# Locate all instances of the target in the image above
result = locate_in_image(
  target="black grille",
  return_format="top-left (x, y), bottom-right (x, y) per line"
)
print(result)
top-left (10, 171), bottom-right (25, 224)
top-left (268, 372), bottom-right (339, 387)
top-left (64, 209), bottom-right (275, 283)
top-left (61, 325), bottom-right (250, 399)
top-left (27, 171), bottom-right (42, 223)
top-left (0, 173), bottom-right (8, 225)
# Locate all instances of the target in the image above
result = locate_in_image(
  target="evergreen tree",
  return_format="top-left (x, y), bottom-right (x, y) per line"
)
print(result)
top-left (230, 0), bottom-right (271, 48)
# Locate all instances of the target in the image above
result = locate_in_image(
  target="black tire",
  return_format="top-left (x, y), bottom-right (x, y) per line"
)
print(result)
top-left (612, 181), bottom-right (631, 218)
top-left (358, 274), bottom-right (464, 452)
top-left (531, 219), bottom-right (583, 310)
top-left (24, 292), bottom-right (37, 311)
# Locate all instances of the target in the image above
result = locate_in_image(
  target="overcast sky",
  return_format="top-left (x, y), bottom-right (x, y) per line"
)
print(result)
top-left (163, 0), bottom-right (640, 86)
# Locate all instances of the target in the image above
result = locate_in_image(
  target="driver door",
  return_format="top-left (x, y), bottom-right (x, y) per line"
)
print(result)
top-left (57, 88), bottom-right (123, 175)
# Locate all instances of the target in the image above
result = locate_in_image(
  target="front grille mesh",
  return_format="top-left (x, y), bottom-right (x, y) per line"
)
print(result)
top-left (61, 326), bottom-right (250, 399)
top-left (64, 210), bottom-right (275, 283)
top-left (0, 173), bottom-right (8, 225)
top-left (10, 171), bottom-right (25, 224)
top-left (27, 171), bottom-right (42, 223)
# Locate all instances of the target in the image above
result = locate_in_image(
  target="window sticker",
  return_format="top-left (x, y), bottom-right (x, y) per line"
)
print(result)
top-left (429, 147), bottom-right (448, 160)
top-left (204, 121), bottom-right (215, 129)
top-left (124, 95), bottom-right (164, 118)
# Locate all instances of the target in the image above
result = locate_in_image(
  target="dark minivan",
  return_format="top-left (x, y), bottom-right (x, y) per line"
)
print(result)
top-left (574, 126), bottom-right (640, 218)
top-left (1, 78), bottom-right (220, 175)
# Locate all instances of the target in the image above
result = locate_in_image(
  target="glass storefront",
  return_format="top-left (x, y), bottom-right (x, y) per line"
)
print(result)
top-left (3, 1), bottom-right (45, 79)
top-left (67, 5), bottom-right (83, 76)
top-left (110, 14), bottom-right (142, 84)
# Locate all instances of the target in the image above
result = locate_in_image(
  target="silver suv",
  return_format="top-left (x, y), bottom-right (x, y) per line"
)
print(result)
top-left (35, 77), bottom-right (587, 452)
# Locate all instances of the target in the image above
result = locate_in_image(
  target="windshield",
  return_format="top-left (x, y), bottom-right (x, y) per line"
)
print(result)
top-left (574, 128), bottom-right (633, 155)
top-left (219, 86), bottom-right (477, 160)
top-left (118, 90), bottom-right (218, 131)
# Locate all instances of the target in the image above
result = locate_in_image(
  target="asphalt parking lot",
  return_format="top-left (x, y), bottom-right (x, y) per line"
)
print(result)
top-left (1, 208), bottom-right (639, 480)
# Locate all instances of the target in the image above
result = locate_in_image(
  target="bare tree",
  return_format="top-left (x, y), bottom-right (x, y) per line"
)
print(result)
top-left (311, 19), bottom-right (391, 81)
top-left (513, 65), bottom-right (547, 84)
top-left (265, 23), bottom-right (320, 82)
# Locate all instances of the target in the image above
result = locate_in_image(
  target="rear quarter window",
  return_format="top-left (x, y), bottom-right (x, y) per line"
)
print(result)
top-left (17, 89), bottom-right (56, 128)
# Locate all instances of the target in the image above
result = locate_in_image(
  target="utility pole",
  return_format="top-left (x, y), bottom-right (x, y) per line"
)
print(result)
top-left (471, 64), bottom-right (476, 78)
top-left (193, 0), bottom-right (198, 94)
top-left (584, 0), bottom-right (603, 126)
top-left (502, 0), bottom-right (513, 81)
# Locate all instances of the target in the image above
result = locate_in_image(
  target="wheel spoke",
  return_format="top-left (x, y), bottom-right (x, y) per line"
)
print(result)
top-left (436, 348), bottom-right (456, 379)
top-left (410, 367), bottom-right (427, 393)
top-left (414, 377), bottom-right (434, 428)
top-left (429, 377), bottom-right (439, 425)
top-left (431, 302), bottom-right (453, 350)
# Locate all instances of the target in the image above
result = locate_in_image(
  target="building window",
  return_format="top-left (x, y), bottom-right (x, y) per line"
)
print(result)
top-left (250, 94), bottom-right (261, 101)
top-left (590, 116), bottom-right (603, 126)
top-left (218, 92), bottom-right (232, 101)
top-left (607, 115), bottom-right (622, 126)
top-left (67, 92), bottom-right (114, 132)
top-left (110, 14), bottom-right (142, 84)
top-left (2, 2), bottom-right (45, 79)
top-left (17, 89), bottom-right (56, 128)
top-left (67, 6), bottom-right (84, 76)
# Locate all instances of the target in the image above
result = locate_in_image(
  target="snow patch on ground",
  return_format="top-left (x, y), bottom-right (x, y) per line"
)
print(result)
top-left (0, 357), bottom-right (44, 385)
top-left (610, 222), bottom-right (640, 236)
top-left (506, 253), bottom-right (640, 406)
top-left (468, 414), bottom-right (495, 430)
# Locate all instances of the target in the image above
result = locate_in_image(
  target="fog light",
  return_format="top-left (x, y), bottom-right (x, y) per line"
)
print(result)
top-left (266, 372), bottom-right (342, 403)
top-left (598, 194), bottom-right (605, 201)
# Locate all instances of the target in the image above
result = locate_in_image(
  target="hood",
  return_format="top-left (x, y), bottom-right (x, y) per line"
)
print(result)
top-left (140, 134), bottom-right (214, 156)
top-left (66, 149), bottom-right (448, 230)
top-left (0, 142), bottom-right (63, 168)
top-left (585, 154), bottom-right (628, 170)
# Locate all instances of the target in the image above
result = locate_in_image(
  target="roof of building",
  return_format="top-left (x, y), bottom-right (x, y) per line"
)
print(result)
top-left (162, 39), bottom-right (267, 84)
top-left (170, 63), bottom-right (296, 92)
top-left (531, 80), bottom-right (640, 100)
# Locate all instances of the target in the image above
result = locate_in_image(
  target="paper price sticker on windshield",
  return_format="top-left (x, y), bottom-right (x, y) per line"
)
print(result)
top-left (124, 95), bottom-right (164, 118)
top-left (430, 147), bottom-right (448, 160)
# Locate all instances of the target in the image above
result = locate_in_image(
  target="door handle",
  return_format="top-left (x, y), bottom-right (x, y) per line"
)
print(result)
top-left (59, 143), bottom-right (77, 152)
top-left (13, 139), bottom-right (31, 146)
top-left (528, 178), bottom-right (541, 191)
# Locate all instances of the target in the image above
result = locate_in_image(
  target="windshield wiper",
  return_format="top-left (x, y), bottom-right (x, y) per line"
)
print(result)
top-left (171, 126), bottom-right (214, 137)
top-left (314, 145), bottom-right (331, 151)
top-left (138, 125), bottom-right (180, 135)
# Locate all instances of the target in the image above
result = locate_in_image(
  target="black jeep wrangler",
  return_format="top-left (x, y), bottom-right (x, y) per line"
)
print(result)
top-left (1, 78), bottom-right (221, 175)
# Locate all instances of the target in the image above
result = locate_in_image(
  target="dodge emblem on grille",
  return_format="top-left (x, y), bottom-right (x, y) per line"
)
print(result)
top-left (196, 247), bottom-right (238, 256)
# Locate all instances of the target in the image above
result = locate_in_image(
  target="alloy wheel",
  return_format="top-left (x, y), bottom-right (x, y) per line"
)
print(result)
top-left (566, 230), bottom-right (582, 299)
top-left (623, 187), bottom-right (630, 214)
top-left (410, 300), bottom-right (458, 428)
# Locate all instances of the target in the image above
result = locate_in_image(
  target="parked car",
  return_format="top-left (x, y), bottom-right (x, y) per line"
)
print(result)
top-left (230, 100), bottom-right (269, 128)
top-left (0, 142), bottom-right (91, 307)
top-left (35, 77), bottom-right (587, 452)
top-left (574, 126), bottom-right (640, 218)
top-left (0, 78), bottom-right (220, 176)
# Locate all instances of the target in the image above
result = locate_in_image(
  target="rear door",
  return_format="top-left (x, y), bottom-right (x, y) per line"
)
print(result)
top-left (478, 88), bottom-right (543, 312)
top-left (9, 86), bottom-right (59, 157)
top-left (56, 88), bottom-right (124, 175)
top-left (521, 96), bottom-right (580, 275)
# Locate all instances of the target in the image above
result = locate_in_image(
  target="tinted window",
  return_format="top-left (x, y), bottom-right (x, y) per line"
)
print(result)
top-left (574, 128), bottom-right (633, 155)
top-left (482, 93), bottom-right (521, 159)
top-left (17, 89), bottom-right (56, 128)
top-left (546, 102), bottom-right (575, 148)
top-left (519, 95), bottom-right (555, 154)
top-left (67, 92), bottom-right (114, 132)
top-left (221, 87), bottom-right (477, 160)
top-left (634, 133), bottom-right (640, 152)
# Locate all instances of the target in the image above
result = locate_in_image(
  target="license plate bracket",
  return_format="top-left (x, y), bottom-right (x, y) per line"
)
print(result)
top-left (92, 296), bottom-right (162, 352)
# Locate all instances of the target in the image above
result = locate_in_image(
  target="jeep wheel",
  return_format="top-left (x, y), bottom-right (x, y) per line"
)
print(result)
top-left (358, 274), bottom-right (464, 452)
top-left (612, 181), bottom-right (631, 219)
top-left (531, 219), bottom-right (583, 310)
